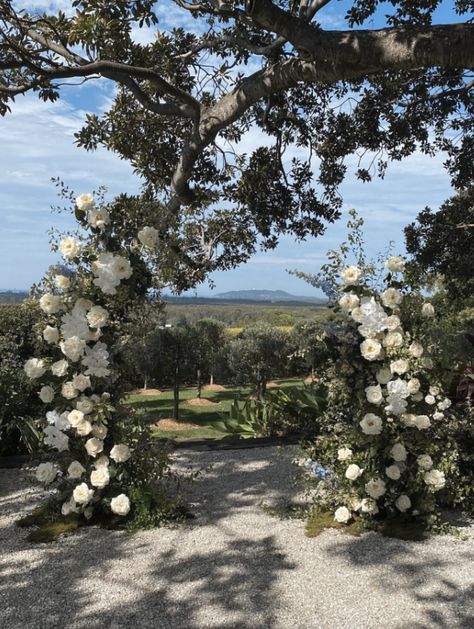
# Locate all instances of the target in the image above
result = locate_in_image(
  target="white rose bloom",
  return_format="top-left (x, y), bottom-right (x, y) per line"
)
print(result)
top-left (351, 307), bottom-right (363, 323)
top-left (387, 378), bottom-right (410, 399)
top-left (39, 385), bottom-right (55, 403)
top-left (39, 293), bottom-right (61, 314)
top-left (112, 256), bottom-right (133, 280)
top-left (411, 392), bottom-right (424, 402)
top-left (433, 411), bottom-right (444, 421)
top-left (60, 311), bottom-right (90, 341)
top-left (385, 465), bottom-right (401, 480)
top-left (395, 495), bottom-right (411, 512)
top-left (390, 443), bottom-right (407, 462)
top-left (110, 443), bottom-right (131, 463)
top-left (68, 460), bottom-right (86, 479)
top-left (424, 394), bottom-right (436, 405)
top-left (424, 469), bottom-right (446, 491)
top-left (90, 467), bottom-right (110, 489)
top-left (35, 462), bottom-right (58, 484)
top-left (67, 409), bottom-right (84, 427)
top-left (345, 463), bottom-right (364, 481)
top-left (337, 447), bottom-right (353, 461)
top-left (73, 482), bottom-right (94, 505)
top-left (360, 498), bottom-right (379, 515)
top-left (43, 325), bottom-right (60, 344)
top-left (81, 342), bottom-right (110, 378)
top-left (51, 359), bottom-right (69, 377)
top-left (85, 437), bottom-right (103, 457)
top-left (44, 425), bottom-right (69, 451)
top-left (365, 384), bottom-right (383, 405)
top-left (421, 302), bottom-right (435, 318)
top-left (360, 413), bottom-right (383, 435)
top-left (88, 207), bottom-right (110, 230)
top-left (339, 293), bottom-right (360, 312)
top-left (24, 358), bottom-right (46, 379)
top-left (60, 336), bottom-right (86, 362)
top-left (390, 359), bottom-right (409, 375)
top-left (401, 413), bottom-right (417, 428)
top-left (360, 338), bottom-right (383, 362)
top-left (384, 256), bottom-right (405, 273)
top-left (61, 381), bottom-right (79, 400)
top-left (61, 497), bottom-right (78, 516)
top-left (76, 193), bottom-right (95, 211)
top-left (437, 398), bottom-right (451, 411)
top-left (59, 236), bottom-right (82, 260)
top-left (417, 454), bottom-right (433, 470)
top-left (72, 373), bottom-right (91, 392)
top-left (407, 378), bottom-right (421, 394)
top-left (94, 455), bottom-right (109, 469)
top-left (429, 386), bottom-right (440, 396)
top-left (342, 265), bottom-right (363, 285)
top-left (76, 397), bottom-right (94, 415)
top-left (376, 367), bottom-right (392, 385)
top-left (110, 494), bottom-right (131, 516)
top-left (365, 478), bottom-right (386, 499)
top-left (383, 331), bottom-right (403, 348)
top-left (76, 419), bottom-right (93, 437)
top-left (92, 423), bottom-right (108, 440)
top-left (414, 415), bottom-right (431, 430)
top-left (384, 395), bottom-right (408, 416)
top-left (421, 357), bottom-right (434, 370)
top-left (138, 226), bottom-right (159, 248)
top-left (409, 342), bottom-right (424, 358)
top-left (386, 315), bottom-right (401, 331)
top-left (381, 288), bottom-right (402, 308)
top-left (334, 506), bottom-right (351, 523)
top-left (54, 274), bottom-right (71, 290)
top-left (86, 305), bottom-right (109, 328)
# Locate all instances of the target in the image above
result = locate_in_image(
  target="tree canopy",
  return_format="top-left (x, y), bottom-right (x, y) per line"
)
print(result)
top-left (1, 1), bottom-right (473, 285)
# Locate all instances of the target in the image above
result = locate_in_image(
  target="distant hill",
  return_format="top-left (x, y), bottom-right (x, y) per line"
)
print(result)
top-left (0, 290), bottom-right (29, 304)
top-left (213, 289), bottom-right (325, 305)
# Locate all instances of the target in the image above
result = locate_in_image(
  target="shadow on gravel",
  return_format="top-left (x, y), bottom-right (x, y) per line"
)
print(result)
top-left (323, 532), bottom-right (474, 629)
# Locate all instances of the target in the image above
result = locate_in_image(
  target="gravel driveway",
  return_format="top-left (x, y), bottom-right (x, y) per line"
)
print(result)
top-left (1, 446), bottom-right (473, 629)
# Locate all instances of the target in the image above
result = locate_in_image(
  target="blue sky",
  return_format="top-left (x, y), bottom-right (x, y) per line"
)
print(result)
top-left (0, 1), bottom-right (463, 296)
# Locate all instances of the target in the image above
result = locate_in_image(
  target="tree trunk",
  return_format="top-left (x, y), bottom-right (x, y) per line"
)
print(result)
top-left (261, 377), bottom-right (267, 400)
top-left (197, 368), bottom-right (202, 399)
top-left (209, 373), bottom-right (214, 386)
top-left (173, 364), bottom-right (180, 421)
top-left (143, 374), bottom-right (148, 391)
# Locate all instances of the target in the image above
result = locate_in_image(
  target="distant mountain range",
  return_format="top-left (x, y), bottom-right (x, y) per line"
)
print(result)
top-left (213, 289), bottom-right (324, 304)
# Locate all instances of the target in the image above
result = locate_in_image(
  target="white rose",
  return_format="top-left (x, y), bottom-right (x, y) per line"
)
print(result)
top-left (376, 367), bottom-right (392, 385)
top-left (334, 506), bottom-right (351, 523)
top-left (138, 226), bottom-right (159, 248)
top-left (110, 443), bottom-right (131, 463)
top-left (73, 482), bottom-right (94, 505)
top-left (360, 339), bottom-right (383, 361)
top-left (351, 307), bottom-right (363, 323)
top-left (35, 462), bottom-right (58, 484)
top-left (59, 236), bottom-right (82, 260)
top-left (90, 467), bottom-right (110, 489)
top-left (39, 293), bottom-right (61, 314)
top-left (61, 497), bottom-right (78, 516)
top-left (88, 207), bottom-right (110, 230)
top-left (417, 454), bottom-right (433, 470)
top-left (67, 409), bottom-right (84, 427)
top-left (54, 274), bottom-right (71, 290)
top-left (381, 288), bottom-right (402, 308)
top-left (110, 494), bottom-right (131, 516)
top-left (407, 378), bottom-right (421, 394)
top-left (345, 463), bottom-right (364, 481)
top-left (365, 478), bottom-right (386, 499)
top-left (43, 325), bottom-right (60, 344)
top-left (365, 384), bottom-right (383, 405)
top-left (39, 385), bottom-right (55, 403)
top-left (85, 437), bottom-right (103, 457)
top-left (24, 358), bottom-right (46, 379)
top-left (111, 256), bottom-right (133, 280)
top-left (424, 394), bottom-right (436, 405)
top-left (383, 331), bottom-right (403, 348)
top-left (94, 455), bottom-right (109, 469)
top-left (386, 378), bottom-right (409, 399)
top-left (91, 423), bottom-right (108, 439)
top-left (386, 315), bottom-right (401, 331)
top-left (76, 419), bottom-right (93, 436)
top-left (414, 415), bottom-right (431, 430)
top-left (360, 498), bottom-right (379, 515)
top-left (72, 373), bottom-right (91, 392)
top-left (337, 447), bottom-right (353, 461)
top-left (62, 381), bottom-right (79, 400)
top-left (86, 305), bottom-right (109, 328)
top-left (385, 465), bottom-right (401, 480)
top-left (384, 256), bottom-right (405, 273)
top-left (424, 469), bottom-right (446, 491)
top-left (421, 302), bottom-right (435, 318)
top-left (76, 193), bottom-right (95, 211)
top-left (429, 386), bottom-right (440, 396)
top-left (395, 495), bottom-right (411, 512)
top-left (433, 411), bottom-right (444, 421)
top-left (342, 265), bottom-right (363, 285)
top-left (437, 398), bottom-right (451, 411)
top-left (401, 413), bottom-right (417, 427)
top-left (359, 413), bottom-right (383, 435)
top-left (390, 359), bottom-right (409, 375)
top-left (51, 359), bottom-right (69, 377)
top-left (76, 397), bottom-right (94, 415)
top-left (60, 336), bottom-right (86, 362)
top-left (421, 357), bottom-right (434, 370)
top-left (68, 460), bottom-right (86, 479)
top-left (339, 293), bottom-right (360, 312)
top-left (411, 392), bottom-right (423, 402)
top-left (390, 443), bottom-right (407, 462)
top-left (409, 342), bottom-right (424, 358)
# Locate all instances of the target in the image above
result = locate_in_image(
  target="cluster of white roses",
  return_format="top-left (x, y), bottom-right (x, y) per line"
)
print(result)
top-left (331, 256), bottom-right (449, 524)
top-left (23, 194), bottom-right (141, 519)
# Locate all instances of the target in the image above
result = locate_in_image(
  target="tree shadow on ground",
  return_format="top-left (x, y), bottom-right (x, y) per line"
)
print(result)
top-left (322, 528), bottom-right (474, 628)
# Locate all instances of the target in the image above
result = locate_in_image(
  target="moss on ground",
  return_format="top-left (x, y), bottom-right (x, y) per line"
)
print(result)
top-left (25, 515), bottom-right (82, 543)
top-left (305, 511), bottom-right (364, 537)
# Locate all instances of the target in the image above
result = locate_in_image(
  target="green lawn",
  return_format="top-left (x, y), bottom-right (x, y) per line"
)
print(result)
top-left (125, 378), bottom-right (304, 441)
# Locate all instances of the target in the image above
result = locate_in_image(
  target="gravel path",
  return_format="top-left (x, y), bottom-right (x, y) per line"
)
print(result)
top-left (1, 446), bottom-right (473, 629)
